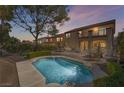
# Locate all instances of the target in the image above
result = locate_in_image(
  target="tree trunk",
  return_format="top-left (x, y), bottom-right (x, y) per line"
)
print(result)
top-left (34, 35), bottom-right (39, 51)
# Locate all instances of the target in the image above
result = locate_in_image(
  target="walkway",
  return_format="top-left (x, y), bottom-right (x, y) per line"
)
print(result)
top-left (0, 54), bottom-right (24, 87)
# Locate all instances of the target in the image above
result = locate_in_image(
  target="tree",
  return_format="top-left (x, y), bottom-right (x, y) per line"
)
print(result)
top-left (0, 6), bottom-right (14, 26)
top-left (0, 23), bottom-right (12, 48)
top-left (12, 5), bottom-right (69, 50)
top-left (4, 37), bottom-right (21, 53)
top-left (117, 29), bottom-right (124, 63)
top-left (0, 6), bottom-right (14, 48)
top-left (19, 41), bottom-right (33, 54)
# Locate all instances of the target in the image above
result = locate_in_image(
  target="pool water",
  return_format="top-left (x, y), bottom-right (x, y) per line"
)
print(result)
top-left (33, 57), bottom-right (93, 85)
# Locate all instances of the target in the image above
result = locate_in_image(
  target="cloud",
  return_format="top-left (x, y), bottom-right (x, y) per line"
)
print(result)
top-left (58, 5), bottom-right (124, 33)
top-left (68, 6), bottom-right (122, 22)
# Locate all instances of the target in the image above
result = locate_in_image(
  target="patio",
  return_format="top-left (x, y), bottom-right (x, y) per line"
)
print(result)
top-left (0, 54), bottom-right (24, 87)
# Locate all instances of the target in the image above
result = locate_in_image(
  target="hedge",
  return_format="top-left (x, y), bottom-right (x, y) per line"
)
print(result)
top-left (39, 45), bottom-right (56, 51)
top-left (93, 62), bottom-right (124, 87)
top-left (26, 51), bottom-right (51, 59)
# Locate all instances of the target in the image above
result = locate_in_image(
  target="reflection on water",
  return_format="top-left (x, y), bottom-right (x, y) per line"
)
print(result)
top-left (33, 57), bottom-right (93, 85)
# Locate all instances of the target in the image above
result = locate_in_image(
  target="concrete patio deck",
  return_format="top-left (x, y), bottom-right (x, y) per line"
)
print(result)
top-left (0, 54), bottom-right (24, 87)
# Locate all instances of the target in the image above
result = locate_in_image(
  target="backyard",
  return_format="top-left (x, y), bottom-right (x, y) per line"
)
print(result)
top-left (0, 49), bottom-right (124, 87)
top-left (0, 5), bottom-right (124, 87)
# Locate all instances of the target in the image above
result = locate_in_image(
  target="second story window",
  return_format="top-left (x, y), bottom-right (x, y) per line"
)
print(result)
top-left (66, 33), bottom-right (71, 38)
top-left (78, 31), bottom-right (82, 37)
top-left (82, 31), bottom-right (88, 37)
top-left (56, 37), bottom-right (60, 42)
top-left (60, 37), bottom-right (63, 41)
top-left (99, 28), bottom-right (106, 35)
top-left (93, 28), bottom-right (99, 36)
top-left (92, 27), bottom-right (106, 36)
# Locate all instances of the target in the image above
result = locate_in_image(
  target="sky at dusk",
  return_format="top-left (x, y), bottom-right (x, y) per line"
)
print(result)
top-left (10, 5), bottom-right (124, 41)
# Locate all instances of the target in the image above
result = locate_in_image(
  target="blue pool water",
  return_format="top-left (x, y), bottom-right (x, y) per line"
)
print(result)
top-left (33, 57), bottom-right (93, 85)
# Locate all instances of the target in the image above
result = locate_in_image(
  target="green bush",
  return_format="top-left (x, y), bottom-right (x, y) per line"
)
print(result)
top-left (93, 71), bottom-right (124, 87)
top-left (93, 62), bottom-right (124, 87)
top-left (39, 45), bottom-right (56, 51)
top-left (117, 31), bottom-right (124, 62)
top-left (107, 62), bottom-right (123, 75)
top-left (107, 58), bottom-right (117, 63)
top-left (26, 51), bottom-right (51, 59)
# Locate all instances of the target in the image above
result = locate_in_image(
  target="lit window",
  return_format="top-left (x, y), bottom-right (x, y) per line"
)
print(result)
top-left (99, 28), bottom-right (106, 35)
top-left (93, 28), bottom-right (99, 36)
top-left (40, 41), bottom-right (42, 44)
top-left (61, 37), bottom-right (63, 41)
top-left (100, 42), bottom-right (106, 48)
top-left (66, 33), bottom-right (71, 38)
top-left (50, 38), bottom-right (52, 42)
top-left (93, 40), bottom-right (106, 48)
top-left (56, 37), bottom-right (60, 42)
top-left (78, 31), bottom-right (82, 37)
top-left (80, 41), bottom-right (88, 51)
top-left (46, 39), bottom-right (48, 42)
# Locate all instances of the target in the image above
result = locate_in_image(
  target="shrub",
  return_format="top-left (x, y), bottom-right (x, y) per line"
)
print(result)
top-left (119, 59), bottom-right (124, 64)
top-left (107, 62), bottom-right (123, 75)
top-left (93, 71), bottom-right (124, 87)
top-left (93, 62), bottom-right (124, 87)
top-left (39, 45), bottom-right (56, 51)
top-left (26, 51), bottom-right (51, 59)
top-left (19, 43), bottom-right (33, 53)
top-left (107, 58), bottom-right (117, 63)
top-left (117, 31), bottom-right (124, 62)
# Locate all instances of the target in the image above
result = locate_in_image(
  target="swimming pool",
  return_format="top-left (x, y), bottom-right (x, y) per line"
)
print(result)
top-left (33, 57), bottom-right (93, 85)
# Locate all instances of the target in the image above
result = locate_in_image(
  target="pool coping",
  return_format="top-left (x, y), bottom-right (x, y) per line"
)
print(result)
top-left (16, 55), bottom-right (107, 87)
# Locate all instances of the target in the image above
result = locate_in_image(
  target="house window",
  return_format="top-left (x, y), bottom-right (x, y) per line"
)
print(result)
top-left (82, 31), bottom-right (88, 37)
top-left (100, 42), bottom-right (106, 48)
top-left (60, 37), bottom-right (63, 41)
top-left (50, 38), bottom-right (52, 42)
top-left (78, 31), bottom-right (82, 37)
top-left (99, 28), bottom-right (106, 35)
top-left (93, 40), bottom-right (106, 48)
top-left (93, 28), bottom-right (99, 36)
top-left (56, 37), bottom-right (60, 42)
top-left (40, 40), bottom-right (42, 44)
top-left (92, 27), bottom-right (106, 36)
top-left (46, 39), bottom-right (48, 42)
top-left (80, 41), bottom-right (88, 51)
top-left (66, 33), bottom-right (71, 38)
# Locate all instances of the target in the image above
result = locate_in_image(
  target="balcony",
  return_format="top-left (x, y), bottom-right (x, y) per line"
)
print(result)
top-left (78, 29), bottom-right (107, 38)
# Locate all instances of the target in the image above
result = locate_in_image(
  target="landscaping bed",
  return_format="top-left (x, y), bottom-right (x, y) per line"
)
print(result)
top-left (25, 51), bottom-right (52, 59)
top-left (93, 61), bottom-right (124, 87)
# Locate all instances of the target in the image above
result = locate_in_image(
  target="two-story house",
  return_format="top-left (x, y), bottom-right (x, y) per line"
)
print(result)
top-left (38, 20), bottom-right (115, 57)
